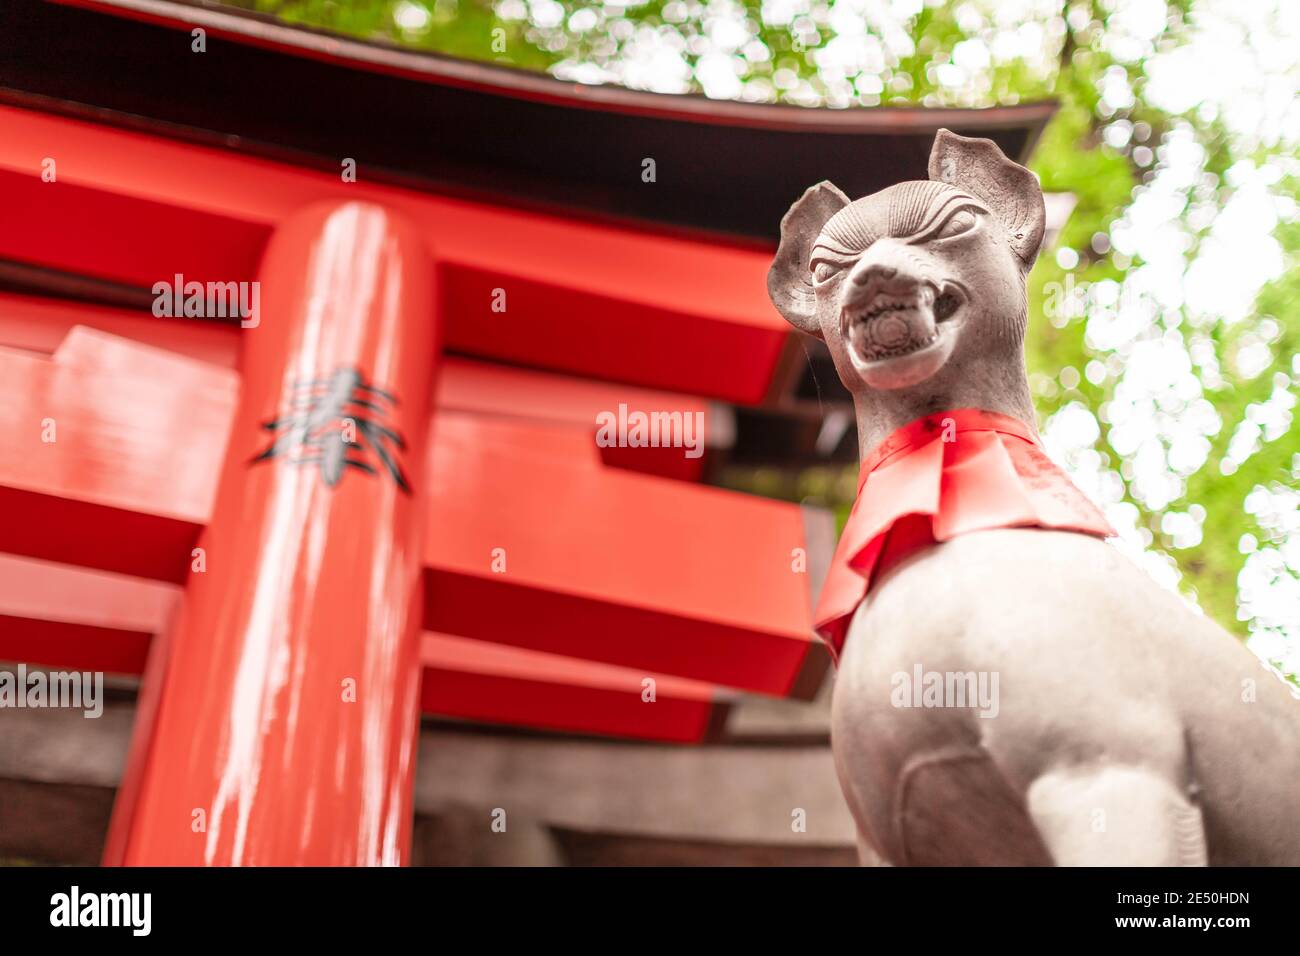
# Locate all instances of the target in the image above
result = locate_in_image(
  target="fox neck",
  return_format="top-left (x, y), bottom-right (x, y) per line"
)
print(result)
top-left (852, 354), bottom-right (1036, 462)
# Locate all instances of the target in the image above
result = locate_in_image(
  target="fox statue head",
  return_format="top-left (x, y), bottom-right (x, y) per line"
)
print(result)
top-left (768, 129), bottom-right (1046, 451)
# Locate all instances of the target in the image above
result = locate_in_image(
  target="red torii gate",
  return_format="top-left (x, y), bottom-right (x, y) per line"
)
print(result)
top-left (0, 109), bottom-right (823, 865)
top-left (0, 0), bottom-right (1053, 866)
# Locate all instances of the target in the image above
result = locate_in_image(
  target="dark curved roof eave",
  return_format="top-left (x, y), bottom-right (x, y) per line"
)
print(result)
top-left (3, 0), bottom-right (1058, 243)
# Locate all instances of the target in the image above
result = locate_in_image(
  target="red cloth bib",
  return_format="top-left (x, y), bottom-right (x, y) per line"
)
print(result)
top-left (815, 408), bottom-right (1115, 660)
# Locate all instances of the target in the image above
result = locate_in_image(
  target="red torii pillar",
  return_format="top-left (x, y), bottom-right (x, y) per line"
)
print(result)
top-left (105, 201), bottom-right (437, 865)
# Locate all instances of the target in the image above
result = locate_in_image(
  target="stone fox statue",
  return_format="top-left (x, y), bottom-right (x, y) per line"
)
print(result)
top-left (768, 129), bottom-right (1300, 866)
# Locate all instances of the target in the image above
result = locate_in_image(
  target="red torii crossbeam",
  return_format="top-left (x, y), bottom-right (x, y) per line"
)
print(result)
top-left (0, 314), bottom-right (824, 693)
top-left (0, 554), bottom-right (726, 745)
top-left (0, 104), bottom-right (788, 404)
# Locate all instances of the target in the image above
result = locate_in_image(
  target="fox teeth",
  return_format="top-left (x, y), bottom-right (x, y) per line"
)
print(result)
top-left (857, 330), bottom-right (939, 360)
top-left (850, 298), bottom-right (924, 324)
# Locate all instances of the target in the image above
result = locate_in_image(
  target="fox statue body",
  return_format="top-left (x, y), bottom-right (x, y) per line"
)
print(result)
top-left (768, 130), bottom-right (1300, 866)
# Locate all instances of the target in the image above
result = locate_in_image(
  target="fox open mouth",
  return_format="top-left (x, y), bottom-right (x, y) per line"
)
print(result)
top-left (840, 282), bottom-right (965, 388)
top-left (841, 283), bottom-right (964, 362)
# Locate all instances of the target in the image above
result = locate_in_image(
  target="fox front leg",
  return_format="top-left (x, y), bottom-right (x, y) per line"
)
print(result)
top-left (1027, 764), bottom-right (1208, 866)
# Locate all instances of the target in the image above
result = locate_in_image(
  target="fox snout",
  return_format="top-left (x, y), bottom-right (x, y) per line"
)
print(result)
top-left (839, 244), bottom-right (967, 367)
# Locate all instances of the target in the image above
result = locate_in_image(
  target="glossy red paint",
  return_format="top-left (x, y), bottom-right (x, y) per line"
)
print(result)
top-left (0, 555), bottom-right (726, 745)
top-left (0, 323), bottom-right (821, 695)
top-left (101, 587), bottom-right (176, 868)
top-left (0, 105), bottom-right (787, 403)
top-left (423, 413), bottom-right (819, 694)
top-left (0, 324), bottom-right (224, 584)
top-left (0, 553), bottom-right (170, 674)
top-left (418, 633), bottom-right (723, 742)
top-left (0, 291), bottom-right (715, 481)
top-left (113, 202), bottom-right (437, 865)
top-left (0, 65), bottom-right (842, 867)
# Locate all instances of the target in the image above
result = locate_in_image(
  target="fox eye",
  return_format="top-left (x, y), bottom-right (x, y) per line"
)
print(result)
top-left (933, 207), bottom-right (978, 240)
top-left (811, 260), bottom-right (841, 284)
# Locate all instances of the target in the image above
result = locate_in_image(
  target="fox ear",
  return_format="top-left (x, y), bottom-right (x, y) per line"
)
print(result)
top-left (767, 181), bottom-right (851, 336)
top-left (928, 129), bottom-right (1045, 267)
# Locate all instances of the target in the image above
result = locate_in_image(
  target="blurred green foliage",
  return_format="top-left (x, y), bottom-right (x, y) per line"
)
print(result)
top-left (218, 0), bottom-right (1298, 667)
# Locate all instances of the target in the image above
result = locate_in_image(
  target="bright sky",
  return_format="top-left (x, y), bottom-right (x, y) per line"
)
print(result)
top-left (1041, 0), bottom-right (1299, 674)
